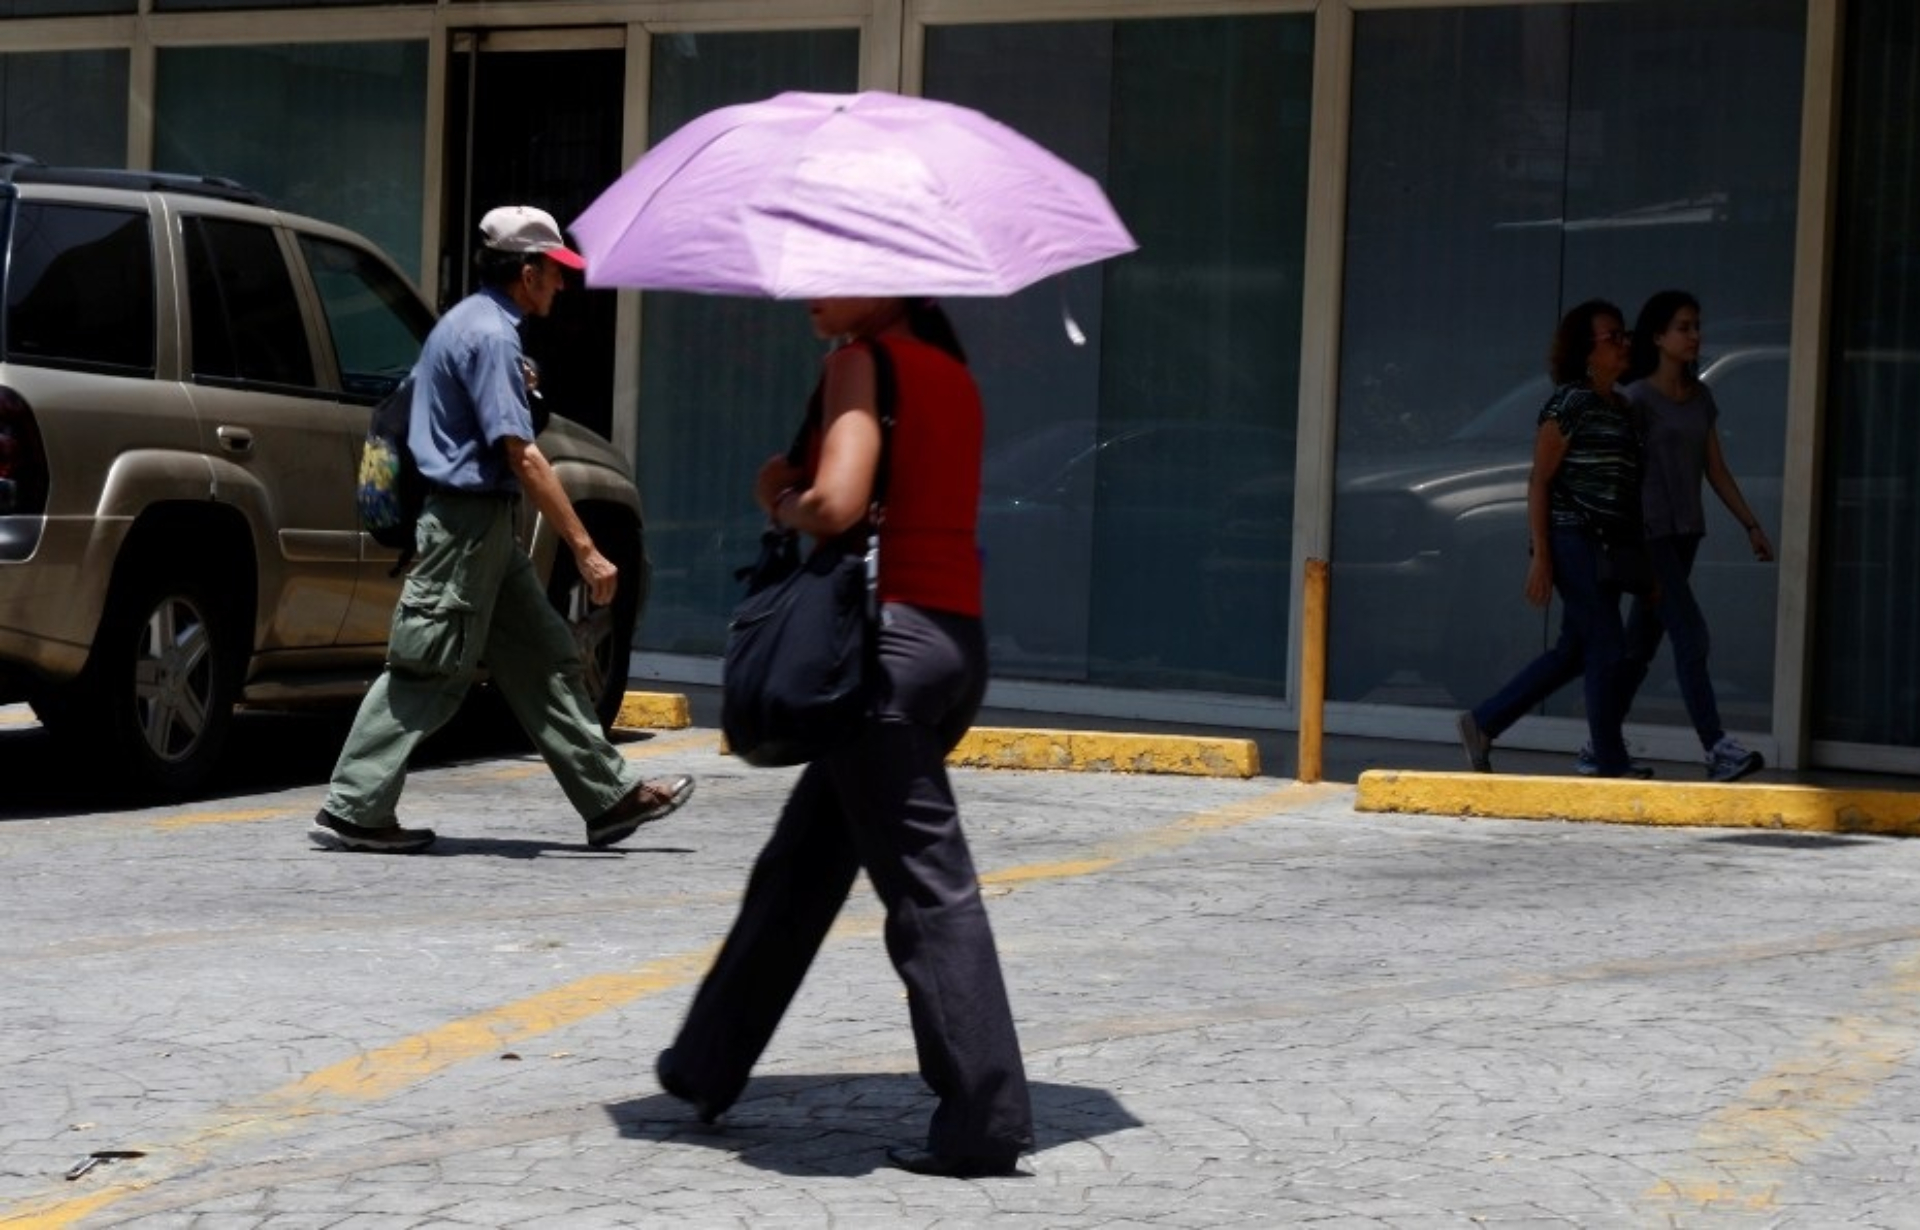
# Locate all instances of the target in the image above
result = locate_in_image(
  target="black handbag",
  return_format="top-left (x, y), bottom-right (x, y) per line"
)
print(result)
top-left (720, 339), bottom-right (896, 767)
top-left (1593, 526), bottom-right (1656, 595)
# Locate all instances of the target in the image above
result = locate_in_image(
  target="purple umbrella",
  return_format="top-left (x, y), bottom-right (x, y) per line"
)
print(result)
top-left (570, 90), bottom-right (1136, 298)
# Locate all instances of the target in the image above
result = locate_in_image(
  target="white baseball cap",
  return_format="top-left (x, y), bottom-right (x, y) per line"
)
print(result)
top-left (479, 205), bottom-right (585, 270)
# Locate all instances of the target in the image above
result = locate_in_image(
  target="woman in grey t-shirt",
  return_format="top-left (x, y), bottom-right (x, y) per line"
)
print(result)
top-left (1616, 290), bottom-right (1774, 782)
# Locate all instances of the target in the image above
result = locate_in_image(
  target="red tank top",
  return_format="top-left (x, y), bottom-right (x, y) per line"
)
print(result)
top-left (804, 336), bottom-right (983, 617)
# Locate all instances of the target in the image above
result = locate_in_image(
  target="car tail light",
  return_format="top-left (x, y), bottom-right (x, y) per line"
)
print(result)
top-left (0, 385), bottom-right (50, 516)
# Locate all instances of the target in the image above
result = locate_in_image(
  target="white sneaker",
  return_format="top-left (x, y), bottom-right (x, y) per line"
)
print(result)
top-left (1707, 737), bottom-right (1764, 783)
top-left (1573, 744), bottom-right (1653, 778)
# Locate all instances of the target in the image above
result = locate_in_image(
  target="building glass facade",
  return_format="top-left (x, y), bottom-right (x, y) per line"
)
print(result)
top-left (1821, 0), bottom-right (1920, 753)
top-left (1332, 1), bottom-right (1804, 742)
top-left (0, 0), bottom-right (1912, 775)
top-left (0, 49), bottom-right (127, 166)
top-left (154, 42), bottom-right (428, 279)
top-left (926, 16), bottom-right (1310, 697)
top-left (635, 29), bottom-right (864, 657)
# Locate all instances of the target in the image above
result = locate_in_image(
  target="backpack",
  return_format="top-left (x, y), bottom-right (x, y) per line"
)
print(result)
top-left (356, 375), bottom-right (426, 573)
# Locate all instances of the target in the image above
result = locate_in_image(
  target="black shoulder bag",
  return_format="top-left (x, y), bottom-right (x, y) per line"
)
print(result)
top-left (720, 338), bottom-right (896, 767)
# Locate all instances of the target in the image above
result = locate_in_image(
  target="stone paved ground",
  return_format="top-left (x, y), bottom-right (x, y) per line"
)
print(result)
top-left (5, 713), bottom-right (1920, 1228)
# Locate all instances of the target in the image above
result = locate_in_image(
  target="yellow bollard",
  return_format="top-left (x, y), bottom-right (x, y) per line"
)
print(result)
top-left (1298, 557), bottom-right (1329, 783)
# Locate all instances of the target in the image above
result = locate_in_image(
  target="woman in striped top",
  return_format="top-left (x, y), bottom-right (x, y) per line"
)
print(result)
top-left (1457, 299), bottom-right (1649, 779)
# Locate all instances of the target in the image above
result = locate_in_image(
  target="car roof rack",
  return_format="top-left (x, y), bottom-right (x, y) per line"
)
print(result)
top-left (0, 155), bottom-right (270, 206)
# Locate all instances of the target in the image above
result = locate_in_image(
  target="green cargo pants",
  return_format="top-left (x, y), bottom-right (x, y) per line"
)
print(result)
top-left (322, 490), bottom-right (638, 828)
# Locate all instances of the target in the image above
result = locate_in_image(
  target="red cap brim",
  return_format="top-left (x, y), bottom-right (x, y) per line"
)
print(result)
top-left (547, 246), bottom-right (586, 271)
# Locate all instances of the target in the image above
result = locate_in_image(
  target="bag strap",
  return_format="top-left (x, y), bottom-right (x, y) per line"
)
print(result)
top-left (785, 336), bottom-right (897, 522)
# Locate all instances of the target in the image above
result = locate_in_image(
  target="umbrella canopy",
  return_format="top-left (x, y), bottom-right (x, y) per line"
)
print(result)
top-left (570, 90), bottom-right (1136, 298)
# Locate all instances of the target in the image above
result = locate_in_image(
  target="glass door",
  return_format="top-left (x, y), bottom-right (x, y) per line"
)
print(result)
top-left (443, 29), bottom-right (626, 442)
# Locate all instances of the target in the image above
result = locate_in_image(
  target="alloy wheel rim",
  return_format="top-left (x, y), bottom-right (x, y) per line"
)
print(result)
top-left (133, 595), bottom-right (212, 762)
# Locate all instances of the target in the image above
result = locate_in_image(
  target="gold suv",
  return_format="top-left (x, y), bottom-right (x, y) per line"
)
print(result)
top-left (0, 161), bottom-right (647, 798)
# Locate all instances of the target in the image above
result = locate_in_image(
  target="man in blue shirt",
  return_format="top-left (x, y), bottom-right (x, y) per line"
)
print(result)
top-left (313, 206), bottom-right (692, 853)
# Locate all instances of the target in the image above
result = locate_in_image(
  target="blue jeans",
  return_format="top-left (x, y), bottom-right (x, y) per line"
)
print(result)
top-left (1621, 534), bottom-right (1724, 752)
top-left (1471, 528), bottom-right (1634, 773)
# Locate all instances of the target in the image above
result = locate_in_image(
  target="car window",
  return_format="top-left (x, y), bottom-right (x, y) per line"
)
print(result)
top-left (3, 201), bottom-right (155, 374)
top-left (296, 234), bottom-right (433, 400)
top-left (182, 215), bottom-right (316, 390)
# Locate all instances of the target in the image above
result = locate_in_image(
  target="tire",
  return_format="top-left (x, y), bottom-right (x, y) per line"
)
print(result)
top-left (79, 564), bottom-right (241, 799)
top-left (546, 512), bottom-right (643, 730)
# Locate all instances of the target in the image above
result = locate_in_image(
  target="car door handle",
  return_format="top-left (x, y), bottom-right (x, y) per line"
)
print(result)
top-left (216, 426), bottom-right (254, 455)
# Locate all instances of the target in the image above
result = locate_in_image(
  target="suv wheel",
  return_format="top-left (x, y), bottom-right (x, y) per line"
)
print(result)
top-left (85, 565), bottom-right (240, 798)
top-left (547, 512), bottom-right (642, 729)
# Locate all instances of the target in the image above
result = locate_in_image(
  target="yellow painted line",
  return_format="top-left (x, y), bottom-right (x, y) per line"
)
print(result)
top-left (617, 729), bottom-right (720, 761)
top-left (252, 957), bottom-right (716, 1108)
top-left (2, 1190), bottom-right (124, 1230)
top-left (2, 783), bottom-right (1308, 1228)
top-left (0, 946), bottom-right (720, 1230)
top-left (949, 727), bottom-right (1261, 778)
top-left (1355, 769), bottom-right (1920, 835)
top-left (152, 808), bottom-right (292, 832)
top-left (1641, 944), bottom-right (1920, 1214)
top-left (614, 691), bottom-right (691, 730)
top-left (984, 858), bottom-right (1119, 884)
top-left (482, 729), bottom-right (722, 781)
top-left (979, 785), bottom-right (1335, 887)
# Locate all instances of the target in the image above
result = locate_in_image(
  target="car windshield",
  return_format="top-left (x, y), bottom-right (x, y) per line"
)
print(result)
top-left (981, 420), bottom-right (1100, 500)
top-left (1447, 376), bottom-right (1552, 445)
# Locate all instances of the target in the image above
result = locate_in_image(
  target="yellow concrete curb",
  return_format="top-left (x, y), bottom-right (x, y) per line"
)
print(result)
top-left (695, 709), bottom-right (1259, 775)
top-left (627, 694), bottom-right (1259, 778)
top-left (1356, 769), bottom-right (1920, 835)
top-left (948, 727), bottom-right (1261, 778)
top-left (614, 691), bottom-right (691, 730)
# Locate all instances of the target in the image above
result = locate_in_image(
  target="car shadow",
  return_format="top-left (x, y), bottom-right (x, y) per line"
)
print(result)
top-left (0, 704), bottom-right (670, 821)
top-left (604, 1074), bottom-right (1141, 1177)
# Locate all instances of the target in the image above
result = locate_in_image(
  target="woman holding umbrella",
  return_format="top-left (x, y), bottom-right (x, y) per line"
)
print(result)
top-left (654, 295), bottom-right (1034, 1178)
top-left (573, 90), bottom-right (1135, 1176)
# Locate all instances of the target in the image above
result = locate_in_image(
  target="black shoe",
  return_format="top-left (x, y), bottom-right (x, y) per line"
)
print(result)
top-left (1455, 711), bottom-right (1492, 773)
top-left (655, 1048), bottom-right (724, 1124)
top-left (588, 775), bottom-right (694, 848)
top-left (309, 809), bottom-right (435, 854)
top-left (884, 1145), bottom-right (1023, 1178)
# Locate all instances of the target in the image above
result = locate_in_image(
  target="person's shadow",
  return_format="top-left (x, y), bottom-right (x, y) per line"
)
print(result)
top-left (604, 1074), bottom-right (1140, 1176)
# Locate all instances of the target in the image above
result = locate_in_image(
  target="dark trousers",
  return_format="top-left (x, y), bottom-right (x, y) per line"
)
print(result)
top-left (669, 603), bottom-right (1034, 1157)
top-left (1472, 527), bottom-right (1635, 773)
top-left (1621, 534), bottom-right (1725, 751)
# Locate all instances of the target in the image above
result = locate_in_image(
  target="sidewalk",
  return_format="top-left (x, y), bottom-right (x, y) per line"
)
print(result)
top-left (6, 702), bottom-right (1920, 1227)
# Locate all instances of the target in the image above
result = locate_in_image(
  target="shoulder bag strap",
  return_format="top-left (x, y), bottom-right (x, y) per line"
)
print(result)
top-left (784, 336), bottom-right (897, 520)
